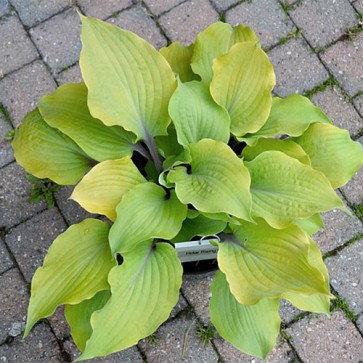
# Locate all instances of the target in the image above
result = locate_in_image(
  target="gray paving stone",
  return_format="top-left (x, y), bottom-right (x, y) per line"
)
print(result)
top-left (5, 208), bottom-right (67, 283)
top-left (138, 310), bottom-right (219, 362)
top-left (286, 311), bottom-right (363, 362)
top-left (56, 63), bottom-right (82, 85)
top-left (226, 0), bottom-right (295, 49)
top-left (0, 238), bottom-right (13, 274)
top-left (353, 0), bottom-right (363, 12)
top-left (0, 268), bottom-right (28, 344)
top-left (0, 323), bottom-right (63, 363)
top-left (0, 60), bottom-right (57, 127)
top-left (10, 0), bottom-right (70, 28)
top-left (107, 4), bottom-right (167, 50)
top-left (357, 313), bottom-right (363, 335)
top-left (78, 0), bottom-right (133, 20)
top-left (0, 15), bottom-right (38, 76)
top-left (0, 111), bottom-right (14, 167)
top-left (0, 162), bottom-right (46, 229)
top-left (170, 293), bottom-right (189, 319)
top-left (325, 239), bottom-right (363, 315)
top-left (289, 0), bottom-right (357, 49)
top-left (30, 8), bottom-right (82, 74)
top-left (279, 299), bottom-right (301, 324)
top-left (143, 0), bottom-right (186, 16)
top-left (0, 0), bottom-right (10, 17)
top-left (48, 305), bottom-right (70, 341)
top-left (353, 93), bottom-right (363, 118)
top-left (310, 86), bottom-right (363, 136)
top-left (159, 0), bottom-right (219, 45)
top-left (268, 36), bottom-right (330, 97)
top-left (209, 0), bottom-right (240, 12)
top-left (321, 32), bottom-right (363, 97)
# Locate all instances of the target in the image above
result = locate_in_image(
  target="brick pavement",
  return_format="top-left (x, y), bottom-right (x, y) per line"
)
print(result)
top-left (0, 0), bottom-right (363, 362)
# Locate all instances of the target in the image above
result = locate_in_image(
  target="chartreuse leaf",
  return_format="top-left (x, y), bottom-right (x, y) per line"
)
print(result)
top-left (159, 42), bottom-right (199, 82)
top-left (155, 125), bottom-right (184, 160)
top-left (247, 151), bottom-right (343, 229)
top-left (168, 80), bottom-right (230, 146)
top-left (71, 157), bottom-right (147, 221)
top-left (295, 213), bottom-right (324, 235)
top-left (210, 271), bottom-right (280, 360)
top-left (79, 15), bottom-right (176, 140)
top-left (242, 138), bottom-right (311, 165)
top-left (242, 94), bottom-right (331, 146)
top-left (216, 219), bottom-right (329, 305)
top-left (294, 123), bottom-right (363, 188)
top-left (191, 22), bottom-right (259, 85)
top-left (12, 108), bottom-right (92, 185)
top-left (109, 182), bottom-right (187, 253)
top-left (210, 42), bottom-right (275, 137)
top-left (167, 139), bottom-right (253, 221)
top-left (38, 83), bottom-right (135, 162)
top-left (25, 219), bottom-right (115, 336)
top-left (65, 290), bottom-right (111, 352)
top-left (78, 242), bottom-right (182, 361)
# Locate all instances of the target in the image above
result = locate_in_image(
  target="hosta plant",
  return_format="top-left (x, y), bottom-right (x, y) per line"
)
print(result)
top-left (12, 16), bottom-right (363, 361)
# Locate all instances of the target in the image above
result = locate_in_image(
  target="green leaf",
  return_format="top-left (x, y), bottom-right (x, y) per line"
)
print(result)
top-left (247, 151), bottom-right (343, 229)
top-left (12, 108), bottom-right (92, 185)
top-left (295, 213), bottom-right (324, 235)
top-left (71, 157), bottom-right (147, 221)
top-left (79, 15), bottom-right (176, 140)
top-left (168, 80), bottom-right (230, 146)
top-left (191, 22), bottom-right (259, 85)
top-left (294, 123), bottom-right (363, 188)
top-left (210, 271), bottom-right (280, 359)
top-left (217, 219), bottom-right (329, 305)
top-left (159, 42), bottom-right (199, 82)
top-left (155, 125), bottom-right (184, 160)
top-left (109, 182), bottom-right (187, 253)
top-left (168, 139), bottom-right (253, 221)
top-left (78, 242), bottom-right (182, 361)
top-left (210, 41), bottom-right (275, 137)
top-left (38, 83), bottom-right (135, 162)
top-left (65, 290), bottom-right (111, 352)
top-left (25, 219), bottom-right (116, 336)
top-left (242, 94), bottom-right (331, 146)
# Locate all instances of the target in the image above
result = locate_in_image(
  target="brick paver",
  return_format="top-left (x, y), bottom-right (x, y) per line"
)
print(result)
top-left (0, 238), bottom-right (13, 274)
top-left (143, 0), bottom-right (186, 17)
top-left (78, 0), bottom-right (133, 20)
top-left (0, 111), bottom-right (14, 168)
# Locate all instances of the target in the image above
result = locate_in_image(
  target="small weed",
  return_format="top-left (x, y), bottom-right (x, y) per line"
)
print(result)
top-left (219, 13), bottom-right (226, 23)
top-left (0, 104), bottom-right (12, 125)
top-left (197, 322), bottom-right (215, 344)
top-left (331, 296), bottom-right (357, 322)
top-left (4, 129), bottom-right (15, 141)
top-left (353, 204), bottom-right (363, 219)
top-left (146, 333), bottom-right (158, 346)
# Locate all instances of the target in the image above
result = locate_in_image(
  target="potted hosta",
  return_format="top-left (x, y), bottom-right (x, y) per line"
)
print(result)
top-left (12, 15), bottom-right (363, 361)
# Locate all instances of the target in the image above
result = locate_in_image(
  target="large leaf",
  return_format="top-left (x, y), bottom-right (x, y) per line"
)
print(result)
top-left (168, 80), bottom-right (230, 145)
top-left (167, 139), bottom-right (253, 221)
top-left (191, 22), bottom-right (259, 85)
top-left (109, 182), bottom-right (187, 253)
top-left (25, 219), bottom-right (115, 336)
top-left (247, 151), bottom-right (343, 229)
top-left (217, 219), bottom-right (329, 305)
top-left (242, 94), bottom-right (331, 146)
top-left (210, 271), bottom-right (280, 359)
top-left (295, 213), bottom-right (324, 235)
top-left (294, 123), bottom-right (363, 188)
top-left (65, 290), bottom-right (111, 352)
top-left (71, 157), bottom-right (147, 221)
top-left (210, 42), bottom-right (275, 137)
top-left (38, 83), bottom-right (135, 162)
top-left (78, 242), bottom-right (182, 361)
top-left (12, 108), bottom-right (92, 185)
top-left (79, 15), bottom-right (177, 140)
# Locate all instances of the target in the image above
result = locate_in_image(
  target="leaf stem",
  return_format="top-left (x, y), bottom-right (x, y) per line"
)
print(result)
top-left (144, 133), bottom-right (163, 174)
top-left (133, 143), bottom-right (151, 160)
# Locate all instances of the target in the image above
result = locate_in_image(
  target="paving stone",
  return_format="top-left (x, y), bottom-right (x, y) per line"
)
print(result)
top-left (48, 305), bottom-right (70, 341)
top-left (321, 32), bottom-right (363, 98)
top-left (279, 299), bottom-right (301, 324)
top-left (159, 0), bottom-right (219, 45)
top-left (10, 0), bottom-right (70, 28)
top-left (268, 36), bottom-right (329, 97)
top-left (170, 293), bottom-right (189, 319)
top-left (5, 208), bottom-right (67, 283)
top-left (357, 313), bottom-right (363, 335)
top-left (143, 0), bottom-right (186, 17)
top-left (310, 86), bottom-right (363, 136)
top-left (353, 93), bottom-right (363, 117)
top-left (0, 0), bottom-right (10, 17)
top-left (182, 271), bottom-right (215, 325)
top-left (353, 0), bottom-right (363, 12)
top-left (325, 239), bottom-right (363, 315)
top-left (286, 311), bottom-right (363, 362)
top-left (209, 0), bottom-right (240, 12)
top-left (0, 60), bottom-right (57, 127)
top-left (0, 268), bottom-right (28, 344)
top-left (226, 0), bottom-right (295, 49)
top-left (0, 323), bottom-right (63, 362)
top-left (108, 4), bottom-right (167, 49)
top-left (55, 63), bottom-right (83, 85)
top-left (0, 238), bottom-right (13, 274)
top-left (0, 15), bottom-right (38, 76)
top-left (0, 111), bottom-right (14, 167)
top-left (78, 0), bottom-right (133, 20)
top-left (138, 310), bottom-right (219, 362)
top-left (30, 8), bottom-right (82, 74)
top-left (0, 162), bottom-right (46, 229)
top-left (289, 0), bottom-right (357, 49)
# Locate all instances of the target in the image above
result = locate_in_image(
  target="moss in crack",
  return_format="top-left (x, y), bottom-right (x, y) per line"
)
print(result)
top-left (331, 296), bottom-right (357, 322)
top-left (146, 332), bottom-right (159, 346)
top-left (303, 77), bottom-right (339, 98)
top-left (197, 322), bottom-right (215, 344)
